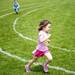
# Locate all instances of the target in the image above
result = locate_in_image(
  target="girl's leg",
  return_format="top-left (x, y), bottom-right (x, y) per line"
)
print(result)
top-left (43, 52), bottom-right (52, 72)
top-left (25, 56), bottom-right (38, 72)
top-left (27, 56), bottom-right (38, 67)
top-left (44, 52), bottom-right (52, 65)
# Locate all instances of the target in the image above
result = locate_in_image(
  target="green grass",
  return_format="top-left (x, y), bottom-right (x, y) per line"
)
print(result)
top-left (0, 0), bottom-right (75, 75)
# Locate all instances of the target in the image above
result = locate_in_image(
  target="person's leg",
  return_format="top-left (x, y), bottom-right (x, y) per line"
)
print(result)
top-left (15, 8), bottom-right (18, 14)
top-left (43, 51), bottom-right (52, 72)
top-left (14, 8), bottom-right (16, 12)
top-left (44, 51), bottom-right (52, 65)
top-left (25, 56), bottom-right (38, 72)
top-left (27, 56), bottom-right (38, 67)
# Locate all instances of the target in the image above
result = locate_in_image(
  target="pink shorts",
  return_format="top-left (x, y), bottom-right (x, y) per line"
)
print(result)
top-left (32, 49), bottom-right (49, 57)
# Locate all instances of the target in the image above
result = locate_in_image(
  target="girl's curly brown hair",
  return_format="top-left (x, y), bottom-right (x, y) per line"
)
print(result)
top-left (38, 20), bottom-right (51, 31)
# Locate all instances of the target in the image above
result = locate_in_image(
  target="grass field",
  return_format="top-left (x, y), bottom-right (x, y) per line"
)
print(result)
top-left (0, 0), bottom-right (75, 75)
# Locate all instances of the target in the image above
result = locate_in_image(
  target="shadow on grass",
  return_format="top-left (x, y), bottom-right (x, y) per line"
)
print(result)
top-left (31, 65), bottom-right (51, 75)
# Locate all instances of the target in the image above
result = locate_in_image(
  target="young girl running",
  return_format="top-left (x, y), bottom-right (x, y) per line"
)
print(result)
top-left (25, 20), bottom-right (53, 73)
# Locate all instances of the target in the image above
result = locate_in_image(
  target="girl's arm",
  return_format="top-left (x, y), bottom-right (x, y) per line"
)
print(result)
top-left (43, 39), bottom-right (51, 46)
top-left (39, 34), bottom-right (51, 46)
top-left (39, 34), bottom-right (51, 42)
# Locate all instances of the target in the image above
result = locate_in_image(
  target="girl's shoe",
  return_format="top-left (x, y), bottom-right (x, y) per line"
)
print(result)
top-left (43, 64), bottom-right (48, 73)
top-left (25, 65), bottom-right (31, 73)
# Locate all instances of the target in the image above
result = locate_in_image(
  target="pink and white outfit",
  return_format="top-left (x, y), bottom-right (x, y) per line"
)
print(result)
top-left (32, 31), bottom-right (51, 57)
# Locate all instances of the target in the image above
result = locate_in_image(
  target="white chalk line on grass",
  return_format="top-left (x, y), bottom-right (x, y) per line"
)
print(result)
top-left (0, 1), bottom-right (49, 19)
top-left (0, 9), bottom-right (9, 12)
top-left (0, 5), bottom-right (39, 18)
top-left (12, 6), bottom-right (75, 53)
top-left (12, 6), bottom-right (75, 74)
top-left (0, 2), bottom-right (75, 75)
top-left (13, 6), bottom-right (48, 42)
top-left (0, 1), bottom-right (48, 13)
top-left (0, 48), bottom-right (75, 74)
top-left (0, 3), bottom-right (38, 13)
top-left (0, 5), bottom-right (42, 19)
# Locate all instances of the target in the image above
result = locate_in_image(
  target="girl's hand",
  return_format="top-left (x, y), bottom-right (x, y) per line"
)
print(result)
top-left (43, 39), bottom-right (49, 47)
top-left (43, 39), bottom-right (51, 47)
top-left (48, 39), bottom-right (51, 43)
top-left (48, 34), bottom-right (51, 38)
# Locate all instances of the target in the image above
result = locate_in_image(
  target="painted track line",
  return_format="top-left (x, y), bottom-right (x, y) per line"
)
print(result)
top-left (0, 48), bottom-right (75, 74)
top-left (0, 1), bottom-right (48, 19)
top-left (0, 1), bottom-right (48, 13)
top-left (0, 3), bottom-right (39, 13)
top-left (12, 7), bottom-right (75, 53)
top-left (13, 8), bottom-right (42, 42)
top-left (0, 9), bottom-right (9, 13)
top-left (0, 5), bottom-right (42, 19)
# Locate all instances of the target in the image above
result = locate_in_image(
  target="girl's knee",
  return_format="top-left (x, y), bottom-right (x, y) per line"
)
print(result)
top-left (48, 56), bottom-right (53, 61)
top-left (45, 52), bottom-right (53, 61)
top-left (32, 55), bottom-right (38, 61)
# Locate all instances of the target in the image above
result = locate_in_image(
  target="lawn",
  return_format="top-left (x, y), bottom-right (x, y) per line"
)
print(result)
top-left (0, 0), bottom-right (75, 75)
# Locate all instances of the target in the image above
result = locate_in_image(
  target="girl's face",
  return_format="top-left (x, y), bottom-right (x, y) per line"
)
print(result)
top-left (43, 24), bottom-right (51, 32)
